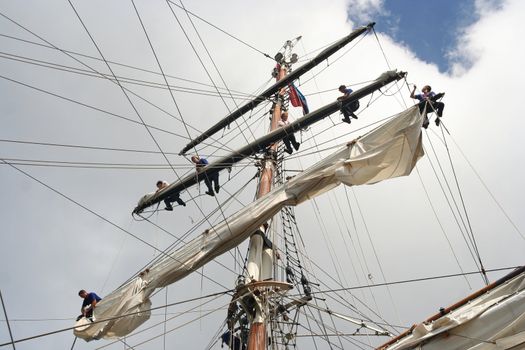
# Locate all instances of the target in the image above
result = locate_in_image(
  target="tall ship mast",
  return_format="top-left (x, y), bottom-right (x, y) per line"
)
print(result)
top-left (1, 3), bottom-right (525, 350)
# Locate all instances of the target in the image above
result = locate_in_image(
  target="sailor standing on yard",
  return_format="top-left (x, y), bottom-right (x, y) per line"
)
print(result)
top-left (191, 155), bottom-right (220, 196)
top-left (338, 85), bottom-right (360, 124)
top-left (77, 289), bottom-right (101, 321)
top-left (156, 180), bottom-right (185, 211)
top-left (278, 111), bottom-right (300, 154)
top-left (410, 84), bottom-right (445, 128)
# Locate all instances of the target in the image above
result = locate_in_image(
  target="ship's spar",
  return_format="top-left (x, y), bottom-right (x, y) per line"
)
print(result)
top-left (134, 22), bottom-right (378, 214)
top-left (133, 70), bottom-right (407, 214)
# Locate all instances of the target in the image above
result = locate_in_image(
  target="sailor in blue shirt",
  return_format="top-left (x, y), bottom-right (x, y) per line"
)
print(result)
top-left (338, 85), bottom-right (360, 124)
top-left (78, 289), bottom-right (102, 320)
top-left (191, 155), bottom-right (220, 196)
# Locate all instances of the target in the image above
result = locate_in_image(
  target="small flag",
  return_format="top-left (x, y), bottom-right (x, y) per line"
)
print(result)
top-left (288, 83), bottom-right (309, 115)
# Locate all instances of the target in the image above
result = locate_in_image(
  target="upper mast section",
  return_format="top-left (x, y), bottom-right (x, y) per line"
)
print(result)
top-left (272, 35), bottom-right (301, 74)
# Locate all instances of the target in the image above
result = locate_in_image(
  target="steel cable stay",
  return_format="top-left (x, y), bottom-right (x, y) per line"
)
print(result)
top-left (418, 141), bottom-right (479, 284)
top-left (1, 159), bottom-right (235, 297)
top-left (298, 266), bottom-right (518, 298)
top-left (326, 189), bottom-right (395, 332)
top-left (332, 188), bottom-right (376, 312)
top-left (0, 33), bottom-right (268, 97)
top-left (163, 0), bottom-right (255, 148)
top-left (0, 73), bottom-right (187, 139)
top-left (414, 165), bottom-right (473, 289)
top-left (204, 319), bottom-right (229, 350)
top-left (446, 133), bottom-right (525, 241)
top-left (177, 0), bottom-right (258, 140)
top-left (342, 187), bottom-right (377, 305)
top-left (0, 51), bottom-right (259, 100)
top-left (298, 31), bottom-right (370, 88)
top-left (0, 286), bottom-right (232, 348)
top-left (440, 126), bottom-right (490, 285)
top-left (166, 0), bottom-right (273, 61)
top-left (0, 11), bottom-right (246, 157)
top-left (372, 27), bottom-right (412, 113)
top-left (423, 132), bottom-right (486, 282)
top-left (0, 138), bottom-right (182, 156)
top-left (95, 295), bottom-right (229, 350)
top-left (66, 1), bottom-right (243, 251)
top-left (131, 0), bottom-right (223, 158)
top-left (0, 71), bottom-right (252, 159)
top-left (349, 187), bottom-right (404, 331)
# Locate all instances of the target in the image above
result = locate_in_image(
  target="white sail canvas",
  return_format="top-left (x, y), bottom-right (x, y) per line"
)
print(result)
top-left (74, 105), bottom-right (424, 341)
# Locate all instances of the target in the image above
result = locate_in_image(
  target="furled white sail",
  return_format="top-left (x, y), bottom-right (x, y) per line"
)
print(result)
top-left (74, 105), bottom-right (424, 341)
top-left (379, 267), bottom-right (525, 350)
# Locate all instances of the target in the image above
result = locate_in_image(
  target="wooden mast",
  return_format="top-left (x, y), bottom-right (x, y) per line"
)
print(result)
top-left (246, 57), bottom-right (288, 350)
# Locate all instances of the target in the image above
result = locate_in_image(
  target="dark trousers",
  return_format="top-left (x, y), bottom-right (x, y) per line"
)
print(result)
top-left (283, 134), bottom-right (299, 152)
top-left (418, 101), bottom-right (444, 117)
top-left (164, 193), bottom-right (184, 207)
top-left (204, 172), bottom-right (220, 192)
top-left (342, 100), bottom-right (360, 119)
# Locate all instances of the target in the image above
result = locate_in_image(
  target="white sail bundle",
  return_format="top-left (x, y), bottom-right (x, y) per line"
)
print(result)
top-left (74, 105), bottom-right (424, 341)
top-left (379, 268), bottom-right (525, 350)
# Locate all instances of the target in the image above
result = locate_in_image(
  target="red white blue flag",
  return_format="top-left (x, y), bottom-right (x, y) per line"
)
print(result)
top-left (288, 83), bottom-right (309, 115)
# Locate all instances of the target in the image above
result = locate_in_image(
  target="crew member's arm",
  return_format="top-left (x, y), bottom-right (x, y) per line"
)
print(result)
top-left (410, 85), bottom-right (417, 99)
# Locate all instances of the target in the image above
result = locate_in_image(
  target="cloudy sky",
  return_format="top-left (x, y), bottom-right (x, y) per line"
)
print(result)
top-left (1, 0), bottom-right (524, 349)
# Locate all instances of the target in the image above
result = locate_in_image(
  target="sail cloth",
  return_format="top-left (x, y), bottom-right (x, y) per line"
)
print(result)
top-left (74, 106), bottom-right (424, 341)
top-left (379, 268), bottom-right (525, 350)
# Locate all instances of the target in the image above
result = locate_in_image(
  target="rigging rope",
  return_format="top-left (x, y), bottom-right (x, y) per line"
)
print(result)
top-left (0, 51), bottom-right (258, 100)
top-left (0, 33), bottom-right (264, 97)
top-left (0, 288), bottom-right (232, 348)
top-left (448, 135), bottom-right (525, 241)
top-left (0, 12), bottom-right (242, 156)
top-left (423, 133), bottom-right (484, 277)
top-left (166, 0), bottom-right (273, 60)
top-left (439, 124), bottom-right (490, 285)
top-left (130, 0), bottom-right (200, 155)
top-left (414, 166), bottom-right (473, 289)
top-left (164, 0), bottom-right (254, 147)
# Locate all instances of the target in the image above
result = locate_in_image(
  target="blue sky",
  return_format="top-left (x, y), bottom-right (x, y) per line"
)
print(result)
top-left (357, 1), bottom-right (481, 73)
